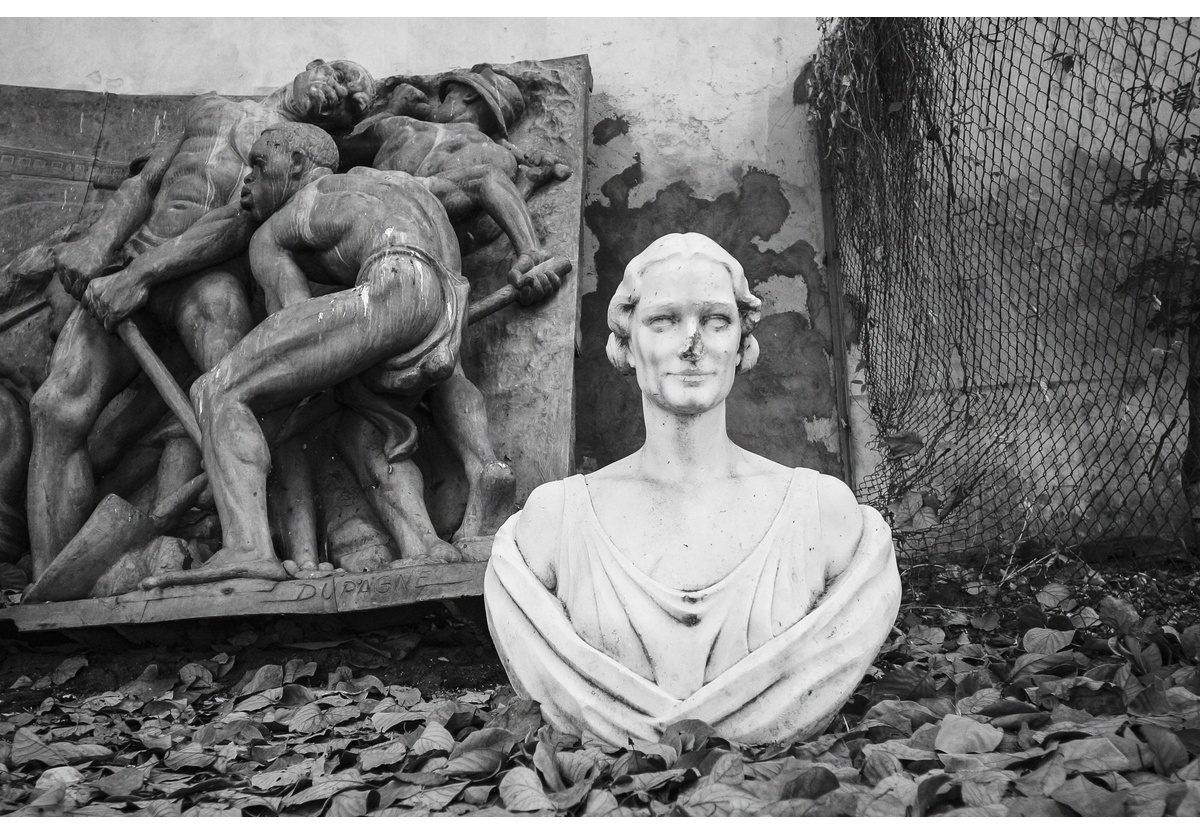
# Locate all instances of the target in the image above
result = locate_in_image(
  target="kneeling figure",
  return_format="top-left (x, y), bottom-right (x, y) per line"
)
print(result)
top-left (485, 232), bottom-right (901, 745)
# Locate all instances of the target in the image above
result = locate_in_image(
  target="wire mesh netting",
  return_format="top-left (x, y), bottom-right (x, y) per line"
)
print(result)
top-left (808, 18), bottom-right (1200, 561)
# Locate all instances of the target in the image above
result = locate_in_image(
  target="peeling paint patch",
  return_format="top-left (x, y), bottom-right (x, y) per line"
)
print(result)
top-left (803, 415), bottom-right (841, 455)
top-left (756, 274), bottom-right (809, 318)
top-left (592, 115), bottom-right (630, 146)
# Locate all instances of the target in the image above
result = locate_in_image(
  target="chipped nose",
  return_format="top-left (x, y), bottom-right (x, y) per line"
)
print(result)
top-left (681, 330), bottom-right (702, 358)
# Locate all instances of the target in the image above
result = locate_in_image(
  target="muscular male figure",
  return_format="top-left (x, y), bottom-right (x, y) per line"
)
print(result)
top-left (146, 123), bottom-right (471, 588)
top-left (25, 60), bottom-right (375, 578)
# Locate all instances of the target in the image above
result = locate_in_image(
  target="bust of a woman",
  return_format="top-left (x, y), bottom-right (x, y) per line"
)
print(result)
top-left (485, 233), bottom-right (900, 745)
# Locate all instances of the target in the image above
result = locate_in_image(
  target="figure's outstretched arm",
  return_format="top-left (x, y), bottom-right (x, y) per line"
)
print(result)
top-left (428, 165), bottom-right (541, 256)
top-left (82, 203), bottom-right (257, 330)
top-left (426, 166), bottom-right (566, 304)
top-left (55, 129), bottom-right (187, 295)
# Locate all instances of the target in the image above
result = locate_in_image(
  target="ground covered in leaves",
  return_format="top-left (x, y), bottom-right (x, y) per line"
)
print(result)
top-left (2, 567), bottom-right (1200, 816)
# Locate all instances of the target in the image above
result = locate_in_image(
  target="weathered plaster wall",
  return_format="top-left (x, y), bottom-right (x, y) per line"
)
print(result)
top-left (0, 18), bottom-right (840, 476)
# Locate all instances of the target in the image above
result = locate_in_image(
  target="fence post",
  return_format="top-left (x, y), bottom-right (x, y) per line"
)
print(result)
top-left (813, 120), bottom-right (856, 491)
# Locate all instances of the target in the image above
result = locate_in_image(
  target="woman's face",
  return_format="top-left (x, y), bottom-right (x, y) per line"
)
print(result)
top-left (628, 257), bottom-right (742, 416)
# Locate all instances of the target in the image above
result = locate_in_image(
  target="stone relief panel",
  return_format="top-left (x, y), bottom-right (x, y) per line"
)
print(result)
top-left (0, 55), bottom-right (589, 626)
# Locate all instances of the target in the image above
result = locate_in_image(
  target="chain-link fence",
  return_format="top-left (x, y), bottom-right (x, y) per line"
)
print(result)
top-left (808, 18), bottom-right (1200, 561)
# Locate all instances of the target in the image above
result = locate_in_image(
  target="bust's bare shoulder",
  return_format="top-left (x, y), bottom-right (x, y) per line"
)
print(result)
top-left (513, 479), bottom-right (568, 591)
top-left (812, 472), bottom-right (866, 581)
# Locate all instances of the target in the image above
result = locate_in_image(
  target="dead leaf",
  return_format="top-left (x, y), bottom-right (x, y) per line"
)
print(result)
top-left (359, 740), bottom-right (408, 772)
top-left (91, 766), bottom-right (148, 797)
top-left (1098, 596), bottom-right (1143, 636)
top-left (861, 748), bottom-right (903, 785)
top-left (179, 663), bottom-right (214, 689)
top-left (51, 657), bottom-right (88, 686)
top-left (1137, 723), bottom-right (1190, 775)
top-left (583, 789), bottom-right (620, 815)
top-left (1057, 737), bottom-right (1130, 774)
top-left (408, 781), bottom-right (467, 811)
top-left (286, 703), bottom-right (329, 734)
top-left (935, 714), bottom-right (1004, 754)
top-left (1023, 628), bottom-right (1075, 654)
top-left (283, 773), bottom-right (366, 808)
top-left (11, 728), bottom-right (69, 767)
top-left (681, 782), bottom-right (764, 815)
top-left (499, 766), bottom-right (555, 812)
top-left (454, 728), bottom-right (516, 757)
top-left (440, 748), bottom-right (503, 779)
top-left (411, 722), bottom-right (455, 756)
top-left (233, 664), bottom-right (284, 697)
top-left (1049, 775), bottom-right (1127, 815)
top-left (326, 788), bottom-right (372, 816)
top-left (1035, 583), bottom-right (1073, 610)
top-left (780, 766), bottom-right (839, 800)
top-left (284, 659), bottom-right (318, 683)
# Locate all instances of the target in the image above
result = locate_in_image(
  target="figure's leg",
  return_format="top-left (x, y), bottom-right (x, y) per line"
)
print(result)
top-left (427, 363), bottom-right (515, 540)
top-left (146, 272), bottom-right (446, 588)
top-left (87, 378), bottom-right (171, 477)
top-left (154, 264), bottom-right (255, 503)
top-left (269, 435), bottom-right (321, 573)
top-left (27, 307), bottom-right (141, 576)
top-left (335, 402), bottom-right (462, 563)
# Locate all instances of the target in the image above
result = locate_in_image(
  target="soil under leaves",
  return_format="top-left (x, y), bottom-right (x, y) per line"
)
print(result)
top-left (2, 571), bottom-right (1200, 816)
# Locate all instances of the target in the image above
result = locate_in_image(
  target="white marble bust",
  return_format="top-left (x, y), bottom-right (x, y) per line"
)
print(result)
top-left (485, 233), bottom-right (900, 745)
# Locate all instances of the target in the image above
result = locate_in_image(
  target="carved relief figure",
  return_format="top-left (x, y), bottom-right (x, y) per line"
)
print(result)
top-left (337, 64), bottom-right (570, 543)
top-left (19, 60), bottom-right (376, 580)
top-left (485, 233), bottom-right (901, 745)
top-left (143, 123), bottom-right (479, 588)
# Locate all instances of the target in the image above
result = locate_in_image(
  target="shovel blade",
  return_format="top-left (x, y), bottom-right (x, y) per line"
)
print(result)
top-left (22, 493), bottom-right (159, 603)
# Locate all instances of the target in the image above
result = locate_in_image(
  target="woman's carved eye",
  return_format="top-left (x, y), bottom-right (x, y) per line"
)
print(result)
top-left (704, 315), bottom-right (732, 328)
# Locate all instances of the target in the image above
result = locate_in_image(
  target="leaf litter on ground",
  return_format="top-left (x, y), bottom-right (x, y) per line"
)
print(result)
top-left (2, 587), bottom-right (1200, 816)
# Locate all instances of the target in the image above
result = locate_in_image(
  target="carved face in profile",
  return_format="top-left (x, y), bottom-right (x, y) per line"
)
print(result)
top-left (240, 135), bottom-right (294, 222)
top-left (433, 82), bottom-right (486, 125)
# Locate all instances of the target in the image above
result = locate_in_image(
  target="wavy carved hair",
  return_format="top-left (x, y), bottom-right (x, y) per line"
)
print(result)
top-left (606, 233), bottom-right (762, 375)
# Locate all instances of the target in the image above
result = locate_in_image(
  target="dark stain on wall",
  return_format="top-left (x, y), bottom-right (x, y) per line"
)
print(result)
top-left (592, 115), bottom-right (631, 146)
top-left (577, 160), bottom-right (842, 474)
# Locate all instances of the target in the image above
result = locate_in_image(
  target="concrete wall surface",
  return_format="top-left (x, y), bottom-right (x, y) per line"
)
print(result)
top-left (0, 17), bottom-right (842, 478)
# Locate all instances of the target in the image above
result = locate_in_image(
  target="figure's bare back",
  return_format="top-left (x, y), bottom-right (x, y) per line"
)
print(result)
top-left (268, 169), bottom-right (462, 286)
top-left (370, 117), bottom-right (517, 180)
top-left (139, 96), bottom-right (286, 243)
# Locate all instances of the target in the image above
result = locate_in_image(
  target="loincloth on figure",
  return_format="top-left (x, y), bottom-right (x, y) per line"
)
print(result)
top-left (335, 243), bottom-right (470, 464)
top-left (354, 243), bottom-right (469, 398)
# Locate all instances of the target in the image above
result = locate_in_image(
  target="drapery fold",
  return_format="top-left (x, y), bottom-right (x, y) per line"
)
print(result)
top-left (484, 501), bottom-right (901, 746)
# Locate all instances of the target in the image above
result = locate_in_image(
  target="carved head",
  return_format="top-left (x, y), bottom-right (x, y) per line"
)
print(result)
top-left (607, 234), bottom-right (762, 415)
top-left (288, 59), bottom-right (377, 132)
top-left (240, 123), bottom-right (339, 222)
top-left (436, 65), bottom-right (524, 136)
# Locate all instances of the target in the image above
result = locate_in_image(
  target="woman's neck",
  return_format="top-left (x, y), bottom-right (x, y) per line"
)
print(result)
top-left (636, 398), bottom-right (737, 484)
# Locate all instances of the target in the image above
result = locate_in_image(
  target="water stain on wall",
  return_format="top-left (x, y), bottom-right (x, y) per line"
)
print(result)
top-left (578, 157), bottom-right (842, 474)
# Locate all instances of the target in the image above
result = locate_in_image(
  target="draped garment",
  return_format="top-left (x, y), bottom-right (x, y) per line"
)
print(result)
top-left (484, 469), bottom-right (901, 746)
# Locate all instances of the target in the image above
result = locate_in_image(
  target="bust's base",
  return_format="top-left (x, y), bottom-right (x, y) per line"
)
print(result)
top-left (0, 538), bottom-right (490, 633)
